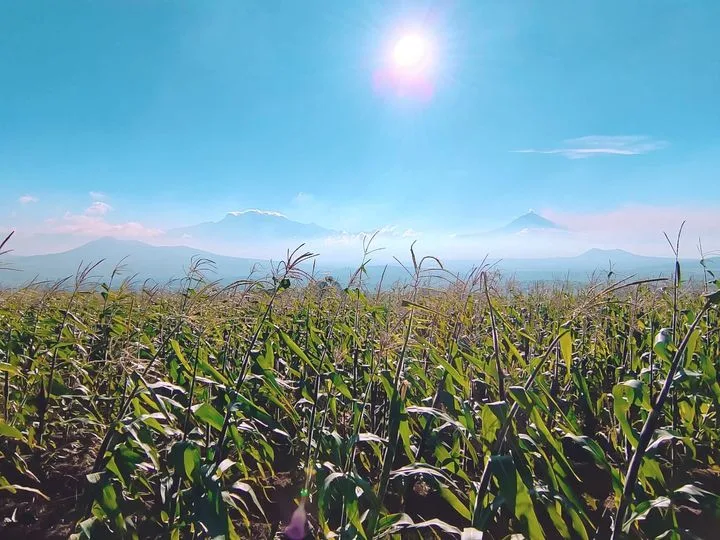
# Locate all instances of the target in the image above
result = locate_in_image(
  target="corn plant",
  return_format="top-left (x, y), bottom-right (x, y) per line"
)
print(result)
top-left (0, 237), bottom-right (718, 539)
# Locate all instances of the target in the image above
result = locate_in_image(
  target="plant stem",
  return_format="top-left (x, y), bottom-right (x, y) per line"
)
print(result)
top-left (611, 300), bottom-right (712, 539)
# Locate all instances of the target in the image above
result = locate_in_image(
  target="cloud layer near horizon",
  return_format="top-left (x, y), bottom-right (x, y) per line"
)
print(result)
top-left (6, 197), bottom-right (719, 261)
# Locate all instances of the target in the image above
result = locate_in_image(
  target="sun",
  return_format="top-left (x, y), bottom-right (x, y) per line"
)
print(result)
top-left (392, 33), bottom-right (430, 71)
top-left (374, 27), bottom-right (437, 100)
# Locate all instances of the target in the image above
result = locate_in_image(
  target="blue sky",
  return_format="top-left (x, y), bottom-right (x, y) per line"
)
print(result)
top-left (2, 1), bottom-right (719, 255)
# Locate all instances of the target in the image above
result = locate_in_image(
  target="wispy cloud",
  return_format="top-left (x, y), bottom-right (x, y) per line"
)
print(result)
top-left (325, 225), bottom-right (422, 246)
top-left (85, 201), bottom-right (112, 216)
top-left (360, 225), bottom-right (421, 239)
top-left (19, 195), bottom-right (39, 204)
top-left (89, 191), bottom-right (107, 201)
top-left (514, 135), bottom-right (668, 159)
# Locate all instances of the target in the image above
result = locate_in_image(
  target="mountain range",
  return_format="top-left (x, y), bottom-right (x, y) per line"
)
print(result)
top-left (2, 236), bottom-right (716, 289)
top-left (3, 210), bottom-right (716, 288)
top-left (13, 209), bottom-right (569, 258)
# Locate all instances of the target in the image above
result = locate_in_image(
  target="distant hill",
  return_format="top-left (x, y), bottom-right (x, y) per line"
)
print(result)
top-left (0, 237), bottom-right (269, 287)
top-left (167, 210), bottom-right (335, 244)
top-left (489, 248), bottom-right (685, 282)
top-left (574, 248), bottom-right (665, 266)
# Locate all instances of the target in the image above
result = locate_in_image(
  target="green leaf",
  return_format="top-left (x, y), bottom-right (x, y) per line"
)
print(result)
top-left (330, 372), bottom-right (353, 400)
top-left (99, 481), bottom-right (121, 524)
top-left (700, 354), bottom-right (720, 403)
top-left (612, 379), bottom-right (649, 447)
top-left (559, 330), bottom-right (572, 382)
top-left (439, 485), bottom-right (471, 520)
top-left (49, 375), bottom-right (72, 396)
top-left (258, 341), bottom-right (274, 370)
top-left (479, 401), bottom-right (506, 447)
top-left (503, 335), bottom-right (527, 366)
top-left (653, 329), bottom-right (672, 361)
top-left (406, 406), bottom-right (468, 433)
top-left (572, 369), bottom-right (595, 416)
top-left (508, 386), bottom-right (533, 411)
top-left (279, 331), bottom-right (317, 373)
top-left (489, 455), bottom-right (544, 539)
top-left (430, 349), bottom-right (468, 393)
top-left (183, 446), bottom-right (198, 480)
top-left (0, 362), bottom-right (20, 375)
top-left (230, 395), bottom-right (278, 429)
top-left (170, 339), bottom-right (193, 374)
top-left (625, 496), bottom-right (671, 527)
top-left (198, 354), bottom-right (230, 385)
top-left (231, 481), bottom-right (267, 520)
top-left (686, 329), bottom-right (700, 362)
top-left (169, 441), bottom-right (201, 482)
top-left (0, 421), bottom-right (24, 440)
top-left (193, 402), bottom-right (225, 431)
top-left (376, 513), bottom-right (414, 536)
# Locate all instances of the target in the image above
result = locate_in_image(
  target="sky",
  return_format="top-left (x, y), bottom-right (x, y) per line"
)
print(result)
top-left (2, 1), bottom-right (720, 258)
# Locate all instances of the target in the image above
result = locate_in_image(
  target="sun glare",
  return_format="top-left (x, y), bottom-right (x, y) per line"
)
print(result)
top-left (392, 33), bottom-right (429, 70)
top-left (373, 27), bottom-right (437, 100)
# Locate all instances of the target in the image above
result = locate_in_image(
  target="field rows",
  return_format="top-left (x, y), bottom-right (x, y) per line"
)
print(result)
top-left (0, 253), bottom-right (719, 538)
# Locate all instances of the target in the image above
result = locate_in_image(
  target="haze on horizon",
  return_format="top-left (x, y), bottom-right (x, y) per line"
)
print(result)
top-left (2, 1), bottom-right (719, 263)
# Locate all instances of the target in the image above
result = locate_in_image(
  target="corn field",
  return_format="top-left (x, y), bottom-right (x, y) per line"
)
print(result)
top-left (0, 245), bottom-right (719, 539)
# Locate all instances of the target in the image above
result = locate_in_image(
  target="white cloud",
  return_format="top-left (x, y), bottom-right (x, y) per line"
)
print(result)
top-left (19, 195), bottom-right (38, 204)
top-left (227, 209), bottom-right (286, 218)
top-left (514, 135), bottom-right (668, 159)
top-left (45, 201), bottom-right (160, 239)
top-left (374, 225), bottom-right (398, 236)
top-left (49, 212), bottom-right (162, 239)
top-left (85, 201), bottom-right (112, 216)
top-left (89, 191), bottom-right (107, 201)
top-left (324, 225), bottom-right (422, 246)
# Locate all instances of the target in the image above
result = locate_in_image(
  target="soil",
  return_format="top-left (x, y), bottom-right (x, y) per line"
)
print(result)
top-left (2, 437), bottom-right (719, 539)
top-left (0, 433), bottom-right (97, 539)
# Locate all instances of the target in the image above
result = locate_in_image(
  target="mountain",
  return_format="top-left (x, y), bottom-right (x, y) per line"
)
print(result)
top-left (459, 211), bottom-right (565, 238)
top-left (167, 210), bottom-right (336, 244)
top-left (492, 210), bottom-right (565, 234)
